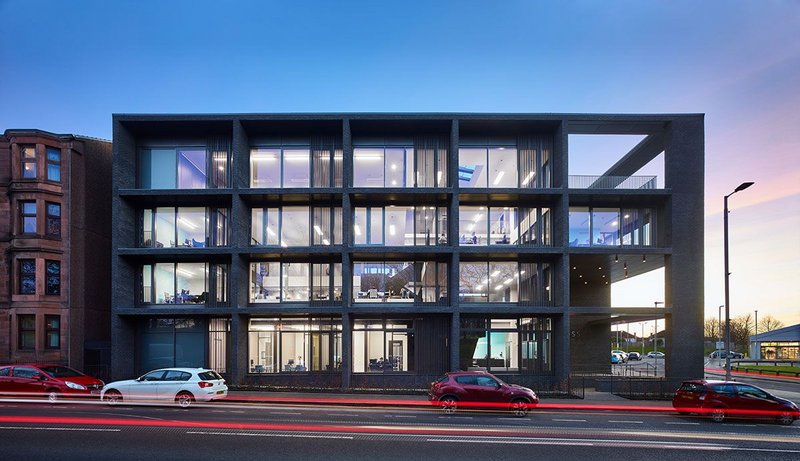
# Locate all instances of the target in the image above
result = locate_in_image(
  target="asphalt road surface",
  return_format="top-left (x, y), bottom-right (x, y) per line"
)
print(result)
top-left (1, 397), bottom-right (798, 460)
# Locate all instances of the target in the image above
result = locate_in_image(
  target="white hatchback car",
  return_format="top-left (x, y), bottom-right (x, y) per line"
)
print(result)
top-left (101, 368), bottom-right (227, 408)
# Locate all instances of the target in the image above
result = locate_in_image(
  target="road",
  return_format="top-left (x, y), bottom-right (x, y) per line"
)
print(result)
top-left (1, 397), bottom-right (798, 460)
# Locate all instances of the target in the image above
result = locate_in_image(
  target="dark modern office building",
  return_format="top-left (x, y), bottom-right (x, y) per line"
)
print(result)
top-left (1, 129), bottom-right (112, 374)
top-left (110, 113), bottom-right (704, 390)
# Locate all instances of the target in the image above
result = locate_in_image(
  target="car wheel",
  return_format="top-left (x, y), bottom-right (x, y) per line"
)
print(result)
top-left (439, 396), bottom-right (457, 414)
top-left (777, 412), bottom-right (795, 426)
top-left (176, 392), bottom-right (194, 408)
top-left (710, 407), bottom-right (726, 423)
top-left (105, 390), bottom-right (122, 406)
top-left (511, 398), bottom-right (529, 417)
top-left (46, 389), bottom-right (60, 404)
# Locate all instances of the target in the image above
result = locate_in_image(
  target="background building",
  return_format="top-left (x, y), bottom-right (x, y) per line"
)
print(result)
top-left (750, 324), bottom-right (800, 360)
top-left (0, 129), bottom-right (112, 377)
top-left (110, 113), bottom-right (704, 390)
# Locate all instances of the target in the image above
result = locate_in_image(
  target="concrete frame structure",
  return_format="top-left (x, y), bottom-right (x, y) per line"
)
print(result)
top-left (1, 129), bottom-right (112, 375)
top-left (110, 113), bottom-right (704, 390)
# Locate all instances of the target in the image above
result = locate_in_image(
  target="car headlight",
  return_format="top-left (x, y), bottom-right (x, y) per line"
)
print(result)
top-left (65, 381), bottom-right (87, 390)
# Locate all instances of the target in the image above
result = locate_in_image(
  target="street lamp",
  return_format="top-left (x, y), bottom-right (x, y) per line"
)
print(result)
top-left (754, 309), bottom-right (758, 358)
top-left (718, 305), bottom-right (724, 360)
top-left (724, 181), bottom-right (754, 381)
top-left (654, 301), bottom-right (664, 353)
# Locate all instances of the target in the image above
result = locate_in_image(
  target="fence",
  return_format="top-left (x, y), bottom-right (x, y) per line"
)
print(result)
top-left (568, 175), bottom-right (658, 190)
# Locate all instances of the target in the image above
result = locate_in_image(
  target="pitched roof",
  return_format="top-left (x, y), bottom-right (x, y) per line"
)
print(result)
top-left (750, 323), bottom-right (800, 342)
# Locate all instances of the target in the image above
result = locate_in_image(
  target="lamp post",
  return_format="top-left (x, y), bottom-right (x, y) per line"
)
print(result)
top-left (724, 181), bottom-right (754, 381)
top-left (654, 301), bottom-right (664, 353)
top-left (718, 304), bottom-right (724, 361)
top-left (754, 309), bottom-right (758, 359)
top-left (641, 323), bottom-right (645, 355)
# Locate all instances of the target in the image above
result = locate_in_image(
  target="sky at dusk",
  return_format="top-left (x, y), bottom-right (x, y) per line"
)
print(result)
top-left (1, 0), bottom-right (798, 328)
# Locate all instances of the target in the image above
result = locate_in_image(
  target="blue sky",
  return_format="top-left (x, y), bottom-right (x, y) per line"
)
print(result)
top-left (2, 0), bottom-right (798, 325)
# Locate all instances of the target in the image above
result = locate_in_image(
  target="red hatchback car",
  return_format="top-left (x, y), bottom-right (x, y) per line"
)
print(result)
top-left (429, 371), bottom-right (539, 417)
top-left (0, 364), bottom-right (104, 403)
top-left (672, 380), bottom-right (799, 425)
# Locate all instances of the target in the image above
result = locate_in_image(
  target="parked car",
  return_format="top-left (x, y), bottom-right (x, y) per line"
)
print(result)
top-left (708, 351), bottom-right (744, 359)
top-left (646, 351), bottom-right (665, 359)
top-left (611, 352), bottom-right (624, 364)
top-left (0, 364), bottom-right (104, 402)
top-left (673, 380), bottom-right (798, 425)
top-left (101, 368), bottom-right (227, 408)
top-left (627, 351), bottom-right (641, 361)
top-left (428, 371), bottom-right (538, 417)
top-left (611, 350), bottom-right (628, 362)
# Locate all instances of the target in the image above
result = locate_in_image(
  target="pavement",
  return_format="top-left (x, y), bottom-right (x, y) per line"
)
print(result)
top-left (222, 366), bottom-right (800, 409)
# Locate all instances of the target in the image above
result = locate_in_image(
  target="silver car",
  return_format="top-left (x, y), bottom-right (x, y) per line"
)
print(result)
top-left (101, 368), bottom-right (227, 408)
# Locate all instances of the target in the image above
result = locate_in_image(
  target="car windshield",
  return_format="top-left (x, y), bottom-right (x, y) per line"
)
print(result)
top-left (38, 366), bottom-right (83, 378)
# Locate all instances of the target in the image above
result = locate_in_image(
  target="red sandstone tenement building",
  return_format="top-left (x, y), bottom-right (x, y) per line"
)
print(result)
top-left (0, 129), bottom-right (111, 377)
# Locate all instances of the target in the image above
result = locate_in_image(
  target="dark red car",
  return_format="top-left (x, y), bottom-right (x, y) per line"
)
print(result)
top-left (428, 371), bottom-right (539, 417)
top-left (673, 380), bottom-right (798, 425)
top-left (0, 364), bottom-right (104, 403)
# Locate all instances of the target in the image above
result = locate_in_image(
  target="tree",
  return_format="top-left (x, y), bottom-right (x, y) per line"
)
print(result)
top-left (729, 314), bottom-right (753, 352)
top-left (704, 318), bottom-right (722, 339)
top-left (758, 315), bottom-right (784, 333)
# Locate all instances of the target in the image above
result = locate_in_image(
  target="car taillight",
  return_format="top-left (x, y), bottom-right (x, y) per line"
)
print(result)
top-left (198, 381), bottom-right (213, 388)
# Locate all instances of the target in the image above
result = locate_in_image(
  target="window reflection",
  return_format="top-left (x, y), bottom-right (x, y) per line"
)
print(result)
top-left (139, 146), bottom-right (228, 189)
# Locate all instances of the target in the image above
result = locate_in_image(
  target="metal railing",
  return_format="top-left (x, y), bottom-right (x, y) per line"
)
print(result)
top-left (568, 175), bottom-right (658, 190)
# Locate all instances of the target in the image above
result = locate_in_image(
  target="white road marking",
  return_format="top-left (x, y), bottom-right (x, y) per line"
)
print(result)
top-left (394, 415), bottom-right (417, 418)
top-left (665, 422), bottom-right (700, 425)
top-left (428, 438), bottom-right (596, 446)
top-left (270, 412), bottom-right (302, 415)
top-left (186, 431), bottom-right (353, 440)
top-left (552, 418), bottom-right (587, 422)
top-left (608, 420), bottom-right (644, 424)
top-left (0, 426), bottom-right (120, 432)
top-left (327, 414), bottom-right (355, 417)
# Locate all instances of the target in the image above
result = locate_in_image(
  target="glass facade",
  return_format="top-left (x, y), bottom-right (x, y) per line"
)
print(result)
top-left (458, 147), bottom-right (518, 188)
top-left (251, 206), bottom-right (342, 247)
top-left (353, 261), bottom-right (447, 303)
top-left (352, 319), bottom-right (414, 372)
top-left (250, 262), bottom-right (342, 303)
top-left (353, 146), bottom-right (447, 188)
top-left (139, 147), bottom-right (228, 189)
top-left (569, 207), bottom-right (656, 247)
top-left (248, 317), bottom-right (342, 373)
top-left (114, 116), bottom-right (694, 391)
top-left (354, 206), bottom-right (447, 246)
top-left (140, 262), bottom-right (226, 305)
top-left (141, 207), bottom-right (228, 248)
top-left (459, 262), bottom-right (553, 305)
top-left (459, 317), bottom-right (553, 373)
